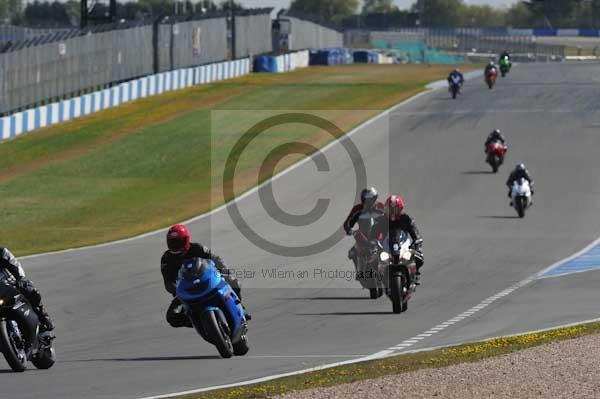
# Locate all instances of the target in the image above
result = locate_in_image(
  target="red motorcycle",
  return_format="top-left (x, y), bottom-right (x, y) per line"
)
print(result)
top-left (486, 141), bottom-right (507, 173)
top-left (485, 67), bottom-right (498, 89)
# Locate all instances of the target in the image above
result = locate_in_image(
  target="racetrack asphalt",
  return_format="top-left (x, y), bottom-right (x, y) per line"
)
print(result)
top-left (2, 62), bottom-right (600, 399)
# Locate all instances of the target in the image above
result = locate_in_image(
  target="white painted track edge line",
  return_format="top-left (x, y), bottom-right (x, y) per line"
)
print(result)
top-left (137, 316), bottom-right (600, 399)
top-left (25, 73), bottom-right (486, 261)
top-left (22, 85), bottom-right (446, 261)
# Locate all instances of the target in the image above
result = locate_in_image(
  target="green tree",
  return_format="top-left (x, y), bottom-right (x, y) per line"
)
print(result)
top-left (362, 0), bottom-right (395, 14)
top-left (0, 0), bottom-right (21, 21)
top-left (592, 0), bottom-right (600, 28)
top-left (461, 4), bottom-right (505, 27)
top-left (525, 0), bottom-right (582, 27)
top-left (290, 0), bottom-right (359, 24)
top-left (505, 2), bottom-right (534, 27)
top-left (412, 0), bottom-right (464, 27)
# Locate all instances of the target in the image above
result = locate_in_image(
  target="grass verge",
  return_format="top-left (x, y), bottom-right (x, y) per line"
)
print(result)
top-left (0, 64), bottom-right (480, 255)
top-left (172, 320), bottom-right (600, 399)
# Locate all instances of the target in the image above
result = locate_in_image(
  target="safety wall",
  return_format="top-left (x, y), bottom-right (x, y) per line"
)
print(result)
top-left (0, 58), bottom-right (250, 141)
top-left (285, 16), bottom-right (343, 50)
top-left (234, 11), bottom-right (273, 58)
top-left (0, 24), bottom-right (154, 114)
top-left (254, 50), bottom-right (309, 73)
top-left (156, 17), bottom-right (228, 73)
top-left (0, 15), bottom-right (229, 115)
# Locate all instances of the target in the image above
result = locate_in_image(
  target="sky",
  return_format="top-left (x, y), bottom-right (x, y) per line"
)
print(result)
top-left (233, 0), bottom-right (519, 12)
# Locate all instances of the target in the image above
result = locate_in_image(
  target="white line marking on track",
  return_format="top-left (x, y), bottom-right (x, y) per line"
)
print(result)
top-left (22, 78), bottom-right (446, 262)
top-left (136, 71), bottom-right (598, 399)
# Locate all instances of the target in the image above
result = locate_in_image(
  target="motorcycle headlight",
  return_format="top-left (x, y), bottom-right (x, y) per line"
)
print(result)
top-left (0, 299), bottom-right (4, 306)
top-left (380, 252), bottom-right (390, 262)
top-left (402, 251), bottom-right (412, 261)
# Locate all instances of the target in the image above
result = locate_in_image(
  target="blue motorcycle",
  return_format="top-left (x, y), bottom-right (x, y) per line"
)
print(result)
top-left (176, 258), bottom-right (249, 358)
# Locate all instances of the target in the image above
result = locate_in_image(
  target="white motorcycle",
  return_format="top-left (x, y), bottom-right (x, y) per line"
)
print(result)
top-left (511, 178), bottom-right (532, 218)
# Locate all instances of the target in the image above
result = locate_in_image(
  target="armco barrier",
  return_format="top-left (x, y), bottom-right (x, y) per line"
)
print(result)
top-left (254, 50), bottom-right (309, 73)
top-left (0, 58), bottom-right (251, 141)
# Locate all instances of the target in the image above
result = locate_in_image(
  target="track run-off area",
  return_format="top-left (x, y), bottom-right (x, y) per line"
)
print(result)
top-left (2, 62), bottom-right (600, 399)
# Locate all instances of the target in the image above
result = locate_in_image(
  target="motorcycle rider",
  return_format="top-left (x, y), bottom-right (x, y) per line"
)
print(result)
top-left (160, 224), bottom-right (248, 328)
top-left (447, 68), bottom-right (465, 88)
top-left (485, 61), bottom-right (497, 76)
top-left (344, 187), bottom-right (385, 268)
top-left (382, 196), bottom-right (424, 285)
top-left (506, 163), bottom-right (535, 204)
top-left (0, 247), bottom-right (54, 333)
top-left (484, 129), bottom-right (508, 159)
top-left (500, 50), bottom-right (511, 61)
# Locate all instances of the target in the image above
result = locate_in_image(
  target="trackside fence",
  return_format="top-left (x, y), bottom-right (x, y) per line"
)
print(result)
top-left (0, 58), bottom-right (251, 140)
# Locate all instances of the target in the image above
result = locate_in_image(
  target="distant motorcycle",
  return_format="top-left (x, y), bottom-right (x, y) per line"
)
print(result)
top-left (499, 56), bottom-right (512, 77)
top-left (486, 67), bottom-right (498, 89)
top-left (379, 232), bottom-right (420, 314)
top-left (486, 141), bottom-right (507, 173)
top-left (511, 178), bottom-right (532, 218)
top-left (0, 277), bottom-right (55, 372)
top-left (176, 258), bottom-right (249, 359)
top-left (448, 76), bottom-right (462, 99)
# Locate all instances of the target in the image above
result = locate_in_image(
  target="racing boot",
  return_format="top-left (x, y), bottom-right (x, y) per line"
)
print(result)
top-left (36, 306), bottom-right (55, 333)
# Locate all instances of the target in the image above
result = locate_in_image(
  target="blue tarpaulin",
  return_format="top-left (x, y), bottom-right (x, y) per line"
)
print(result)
top-left (353, 50), bottom-right (378, 64)
top-left (310, 48), bottom-right (353, 66)
top-left (254, 56), bottom-right (278, 72)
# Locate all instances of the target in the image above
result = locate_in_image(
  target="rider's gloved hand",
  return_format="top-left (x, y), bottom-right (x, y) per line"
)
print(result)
top-left (16, 278), bottom-right (30, 291)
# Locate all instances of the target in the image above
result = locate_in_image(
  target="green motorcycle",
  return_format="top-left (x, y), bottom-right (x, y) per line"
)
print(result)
top-left (499, 56), bottom-right (512, 78)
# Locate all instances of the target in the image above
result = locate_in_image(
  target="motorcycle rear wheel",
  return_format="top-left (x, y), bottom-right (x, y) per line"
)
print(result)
top-left (0, 320), bottom-right (27, 372)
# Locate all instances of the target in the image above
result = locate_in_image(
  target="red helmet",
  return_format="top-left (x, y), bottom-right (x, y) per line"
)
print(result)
top-left (167, 224), bottom-right (191, 255)
top-left (385, 195), bottom-right (405, 221)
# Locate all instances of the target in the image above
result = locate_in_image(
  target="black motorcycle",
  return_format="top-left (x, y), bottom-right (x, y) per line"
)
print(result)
top-left (379, 232), bottom-right (420, 314)
top-left (448, 76), bottom-right (461, 99)
top-left (0, 280), bottom-right (55, 372)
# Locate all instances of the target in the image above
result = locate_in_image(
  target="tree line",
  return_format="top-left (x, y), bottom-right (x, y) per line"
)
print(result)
top-left (3, 0), bottom-right (600, 29)
top-left (291, 0), bottom-right (600, 29)
top-left (0, 0), bottom-right (238, 28)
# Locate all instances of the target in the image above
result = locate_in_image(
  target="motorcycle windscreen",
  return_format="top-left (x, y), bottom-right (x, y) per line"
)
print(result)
top-left (176, 259), bottom-right (222, 301)
top-left (357, 209), bottom-right (385, 240)
top-left (382, 230), bottom-right (412, 255)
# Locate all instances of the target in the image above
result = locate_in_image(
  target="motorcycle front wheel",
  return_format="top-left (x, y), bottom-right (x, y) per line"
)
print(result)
top-left (0, 320), bottom-right (27, 372)
top-left (233, 334), bottom-right (250, 356)
top-left (390, 274), bottom-right (404, 314)
top-left (516, 198), bottom-right (526, 218)
top-left (200, 312), bottom-right (233, 359)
